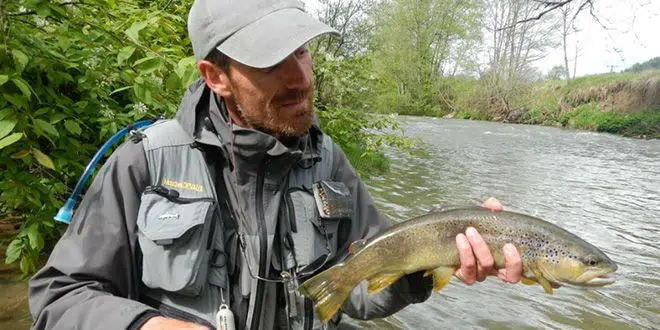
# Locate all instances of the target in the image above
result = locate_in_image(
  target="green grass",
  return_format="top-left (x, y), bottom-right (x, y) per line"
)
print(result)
top-left (560, 104), bottom-right (660, 138)
top-left (563, 71), bottom-right (646, 93)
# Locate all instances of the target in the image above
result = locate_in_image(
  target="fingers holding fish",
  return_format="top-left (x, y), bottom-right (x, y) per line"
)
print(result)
top-left (481, 197), bottom-right (503, 211)
top-left (466, 227), bottom-right (495, 272)
top-left (455, 233), bottom-right (476, 285)
top-left (496, 244), bottom-right (522, 284)
top-left (456, 227), bottom-right (522, 285)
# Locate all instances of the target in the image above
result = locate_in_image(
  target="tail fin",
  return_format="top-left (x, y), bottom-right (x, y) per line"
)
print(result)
top-left (298, 263), bottom-right (353, 324)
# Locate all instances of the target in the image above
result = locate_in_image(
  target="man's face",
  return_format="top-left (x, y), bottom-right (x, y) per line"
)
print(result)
top-left (223, 46), bottom-right (314, 138)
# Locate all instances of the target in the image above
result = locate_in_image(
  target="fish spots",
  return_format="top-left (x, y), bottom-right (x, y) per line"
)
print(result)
top-left (542, 244), bottom-right (580, 265)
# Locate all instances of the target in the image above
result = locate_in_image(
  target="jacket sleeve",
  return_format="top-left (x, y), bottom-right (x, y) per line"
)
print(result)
top-left (28, 140), bottom-right (160, 330)
top-left (329, 142), bottom-right (433, 321)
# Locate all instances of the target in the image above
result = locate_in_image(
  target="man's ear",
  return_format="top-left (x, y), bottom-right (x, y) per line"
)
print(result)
top-left (198, 60), bottom-right (233, 98)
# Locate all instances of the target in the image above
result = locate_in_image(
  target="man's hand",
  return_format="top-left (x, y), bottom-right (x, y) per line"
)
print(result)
top-left (454, 197), bottom-right (522, 285)
top-left (140, 316), bottom-right (209, 330)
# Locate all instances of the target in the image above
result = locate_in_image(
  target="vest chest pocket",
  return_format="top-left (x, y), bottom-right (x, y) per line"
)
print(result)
top-left (280, 181), bottom-right (353, 273)
top-left (136, 187), bottom-right (216, 297)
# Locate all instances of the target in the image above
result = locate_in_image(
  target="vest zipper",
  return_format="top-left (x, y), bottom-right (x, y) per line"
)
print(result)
top-left (145, 185), bottom-right (215, 204)
top-left (250, 159), bottom-right (268, 330)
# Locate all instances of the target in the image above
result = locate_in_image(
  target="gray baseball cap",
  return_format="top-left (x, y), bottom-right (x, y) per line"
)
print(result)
top-left (187, 0), bottom-right (339, 68)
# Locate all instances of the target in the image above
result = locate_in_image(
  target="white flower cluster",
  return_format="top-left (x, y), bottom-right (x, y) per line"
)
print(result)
top-left (148, 75), bottom-right (163, 86)
top-left (83, 57), bottom-right (100, 70)
top-left (35, 17), bottom-right (49, 28)
top-left (131, 102), bottom-right (148, 114)
top-left (101, 105), bottom-right (114, 119)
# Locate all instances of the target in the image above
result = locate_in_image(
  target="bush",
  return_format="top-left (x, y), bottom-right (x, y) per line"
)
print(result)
top-left (0, 0), bottom-right (202, 274)
top-left (560, 104), bottom-right (660, 138)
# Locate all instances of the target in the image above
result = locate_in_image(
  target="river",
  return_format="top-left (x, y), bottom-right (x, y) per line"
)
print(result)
top-left (345, 117), bottom-right (660, 330)
top-left (2, 118), bottom-right (659, 329)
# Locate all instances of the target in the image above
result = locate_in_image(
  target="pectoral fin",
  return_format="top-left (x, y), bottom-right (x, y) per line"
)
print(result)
top-left (429, 266), bottom-right (456, 292)
top-left (521, 277), bottom-right (537, 285)
top-left (349, 239), bottom-right (366, 254)
top-left (532, 269), bottom-right (554, 294)
top-left (367, 272), bottom-right (403, 295)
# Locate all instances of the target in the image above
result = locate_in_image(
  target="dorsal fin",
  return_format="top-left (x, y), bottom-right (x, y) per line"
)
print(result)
top-left (349, 239), bottom-right (367, 254)
top-left (429, 204), bottom-right (464, 213)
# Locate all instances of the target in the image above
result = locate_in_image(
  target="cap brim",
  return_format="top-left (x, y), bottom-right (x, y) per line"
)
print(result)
top-left (217, 8), bottom-right (339, 69)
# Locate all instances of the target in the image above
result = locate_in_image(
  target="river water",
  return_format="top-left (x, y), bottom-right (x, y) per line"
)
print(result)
top-left (345, 117), bottom-right (660, 330)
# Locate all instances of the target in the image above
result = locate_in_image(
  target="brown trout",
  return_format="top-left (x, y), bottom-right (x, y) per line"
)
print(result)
top-left (298, 206), bottom-right (617, 323)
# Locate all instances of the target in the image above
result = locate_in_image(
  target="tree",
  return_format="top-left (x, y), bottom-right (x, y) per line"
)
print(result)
top-left (308, 0), bottom-right (377, 107)
top-left (560, 4), bottom-right (572, 81)
top-left (547, 65), bottom-right (567, 80)
top-left (502, 0), bottom-right (602, 29)
top-left (480, 0), bottom-right (560, 115)
top-left (369, 0), bottom-right (483, 115)
top-left (624, 56), bottom-right (660, 73)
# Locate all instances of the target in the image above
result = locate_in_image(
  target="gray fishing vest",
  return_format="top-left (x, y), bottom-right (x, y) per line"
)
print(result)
top-left (133, 119), bottom-right (351, 330)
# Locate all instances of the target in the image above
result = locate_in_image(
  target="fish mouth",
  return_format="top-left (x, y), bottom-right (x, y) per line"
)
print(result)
top-left (581, 274), bottom-right (616, 287)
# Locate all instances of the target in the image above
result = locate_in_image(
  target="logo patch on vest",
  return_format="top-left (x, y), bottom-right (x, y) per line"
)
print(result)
top-left (157, 213), bottom-right (180, 220)
top-left (162, 178), bottom-right (204, 193)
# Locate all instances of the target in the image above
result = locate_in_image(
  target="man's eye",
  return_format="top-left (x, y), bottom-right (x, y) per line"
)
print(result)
top-left (295, 47), bottom-right (308, 56)
top-left (258, 66), bottom-right (276, 73)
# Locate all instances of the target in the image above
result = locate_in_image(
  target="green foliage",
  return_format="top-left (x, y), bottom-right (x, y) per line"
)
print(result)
top-left (563, 71), bottom-right (641, 94)
top-left (433, 69), bottom-right (659, 138)
top-left (624, 56), bottom-right (660, 73)
top-left (368, 0), bottom-right (482, 116)
top-left (560, 104), bottom-right (660, 138)
top-left (1, 0), bottom-right (198, 273)
top-left (311, 37), bottom-right (419, 178)
top-left (313, 53), bottom-right (376, 111)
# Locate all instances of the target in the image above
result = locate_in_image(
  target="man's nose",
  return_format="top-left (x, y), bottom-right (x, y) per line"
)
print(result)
top-left (279, 55), bottom-right (311, 90)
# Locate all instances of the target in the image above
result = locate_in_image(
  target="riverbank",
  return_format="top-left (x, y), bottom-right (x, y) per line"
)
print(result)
top-left (0, 223), bottom-right (31, 329)
top-left (447, 70), bottom-right (660, 139)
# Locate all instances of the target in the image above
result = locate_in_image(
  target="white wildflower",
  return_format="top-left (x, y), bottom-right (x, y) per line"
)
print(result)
top-left (132, 102), bottom-right (148, 114)
top-left (148, 75), bottom-right (163, 86)
top-left (83, 57), bottom-right (100, 69)
top-left (35, 17), bottom-right (49, 28)
top-left (101, 106), bottom-right (114, 119)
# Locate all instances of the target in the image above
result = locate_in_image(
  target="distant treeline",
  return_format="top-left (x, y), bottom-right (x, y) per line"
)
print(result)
top-left (624, 57), bottom-right (660, 73)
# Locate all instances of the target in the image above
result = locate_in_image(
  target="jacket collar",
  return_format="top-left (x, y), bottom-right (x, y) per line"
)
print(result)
top-left (174, 78), bottom-right (324, 172)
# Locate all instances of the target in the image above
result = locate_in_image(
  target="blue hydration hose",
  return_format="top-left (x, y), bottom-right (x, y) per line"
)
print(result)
top-left (54, 119), bottom-right (157, 224)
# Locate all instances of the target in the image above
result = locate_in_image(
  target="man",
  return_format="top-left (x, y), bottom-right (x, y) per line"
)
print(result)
top-left (28, 0), bottom-right (523, 329)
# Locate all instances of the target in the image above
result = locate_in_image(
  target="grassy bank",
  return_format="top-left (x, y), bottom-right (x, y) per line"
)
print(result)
top-left (447, 70), bottom-right (660, 139)
top-left (0, 223), bottom-right (31, 329)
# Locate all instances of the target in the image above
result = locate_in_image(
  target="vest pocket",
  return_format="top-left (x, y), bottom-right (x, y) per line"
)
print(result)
top-left (137, 190), bottom-right (215, 296)
top-left (279, 186), bottom-right (348, 273)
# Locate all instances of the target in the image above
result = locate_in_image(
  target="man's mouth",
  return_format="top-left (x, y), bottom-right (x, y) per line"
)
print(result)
top-left (279, 98), bottom-right (308, 113)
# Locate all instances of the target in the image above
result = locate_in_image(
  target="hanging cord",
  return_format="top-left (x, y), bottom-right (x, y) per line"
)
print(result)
top-left (226, 115), bottom-right (287, 283)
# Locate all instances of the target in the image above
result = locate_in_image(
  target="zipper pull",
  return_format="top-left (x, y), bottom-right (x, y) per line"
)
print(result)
top-left (145, 185), bottom-right (180, 199)
top-left (238, 232), bottom-right (247, 250)
top-left (216, 304), bottom-right (235, 330)
top-left (281, 271), bottom-right (299, 320)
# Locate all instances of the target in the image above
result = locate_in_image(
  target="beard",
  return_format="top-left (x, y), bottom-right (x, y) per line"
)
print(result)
top-left (234, 87), bottom-right (314, 138)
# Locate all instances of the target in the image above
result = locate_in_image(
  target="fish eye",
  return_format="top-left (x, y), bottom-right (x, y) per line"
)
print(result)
top-left (583, 256), bottom-right (598, 266)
